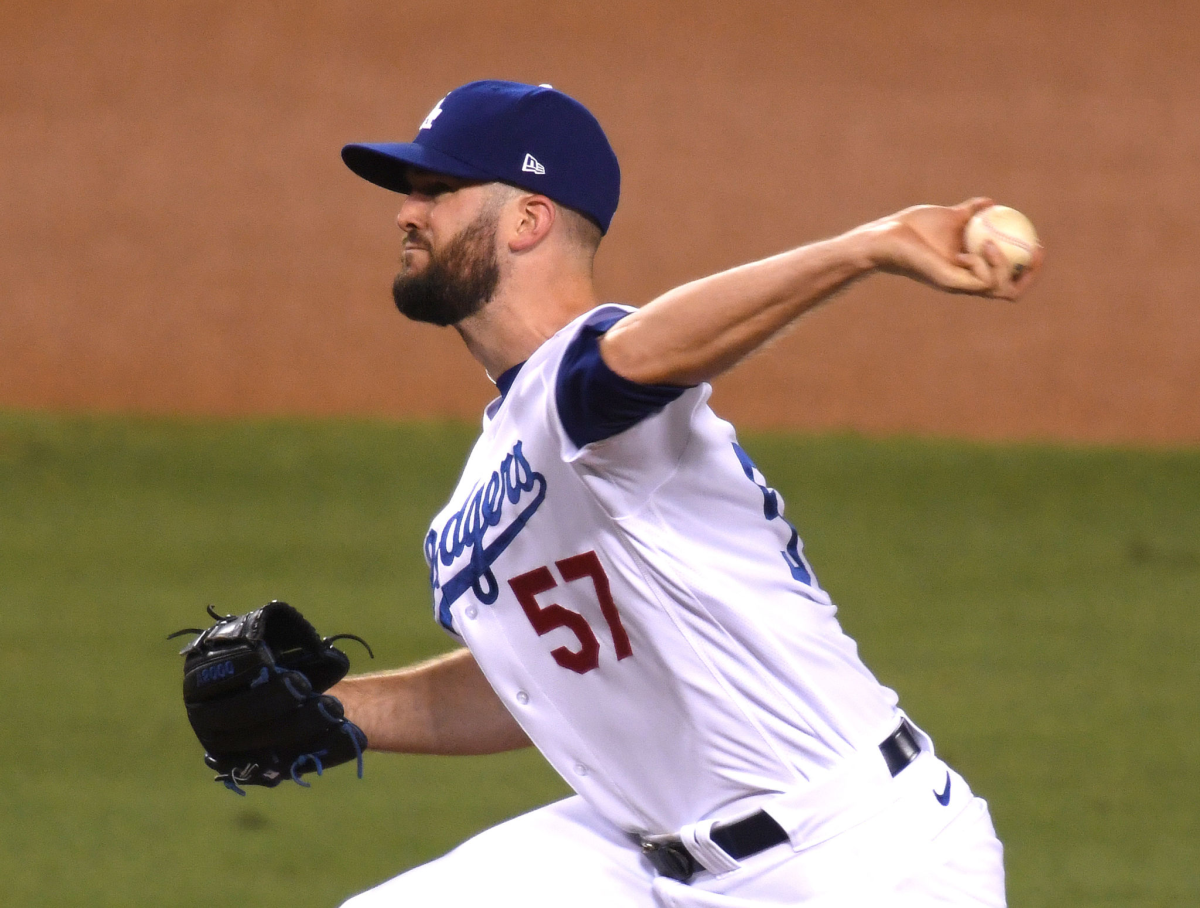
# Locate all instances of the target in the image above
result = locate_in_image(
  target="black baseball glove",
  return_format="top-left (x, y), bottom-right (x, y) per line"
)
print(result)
top-left (170, 601), bottom-right (372, 795)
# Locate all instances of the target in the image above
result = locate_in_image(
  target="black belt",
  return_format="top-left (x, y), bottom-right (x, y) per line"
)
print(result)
top-left (641, 719), bottom-right (921, 882)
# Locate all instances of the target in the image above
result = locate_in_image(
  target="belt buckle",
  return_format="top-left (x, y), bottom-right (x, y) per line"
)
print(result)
top-left (641, 839), bottom-right (697, 882)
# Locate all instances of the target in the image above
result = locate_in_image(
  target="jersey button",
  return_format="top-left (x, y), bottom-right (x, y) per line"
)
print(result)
top-left (515, 690), bottom-right (530, 705)
top-left (465, 606), bottom-right (478, 619)
top-left (573, 763), bottom-right (589, 776)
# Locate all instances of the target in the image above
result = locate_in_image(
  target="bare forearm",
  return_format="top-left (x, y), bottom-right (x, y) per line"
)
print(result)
top-left (600, 198), bottom-right (1039, 387)
top-left (602, 230), bottom-right (875, 386)
top-left (329, 648), bottom-right (531, 755)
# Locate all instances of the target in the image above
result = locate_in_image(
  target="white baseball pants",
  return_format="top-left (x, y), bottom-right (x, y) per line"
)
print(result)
top-left (341, 753), bottom-right (1006, 907)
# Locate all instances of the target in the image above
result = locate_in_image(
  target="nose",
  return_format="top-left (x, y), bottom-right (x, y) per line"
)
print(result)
top-left (396, 194), bottom-right (428, 233)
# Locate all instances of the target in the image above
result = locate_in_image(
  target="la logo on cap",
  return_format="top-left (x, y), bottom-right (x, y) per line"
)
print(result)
top-left (522, 153), bottom-right (546, 175)
top-left (420, 97), bottom-right (446, 131)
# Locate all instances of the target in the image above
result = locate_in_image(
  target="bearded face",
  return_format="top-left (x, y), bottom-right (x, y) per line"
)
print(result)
top-left (391, 205), bottom-right (502, 327)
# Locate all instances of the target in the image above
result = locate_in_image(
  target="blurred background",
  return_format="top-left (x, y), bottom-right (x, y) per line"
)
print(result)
top-left (1, 3), bottom-right (1197, 907)
top-left (2, 0), bottom-right (1197, 442)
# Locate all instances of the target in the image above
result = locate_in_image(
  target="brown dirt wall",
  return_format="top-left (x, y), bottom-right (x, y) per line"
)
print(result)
top-left (1, 1), bottom-right (1197, 445)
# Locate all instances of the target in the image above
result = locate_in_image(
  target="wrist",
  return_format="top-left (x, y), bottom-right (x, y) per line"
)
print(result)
top-left (831, 221), bottom-right (891, 276)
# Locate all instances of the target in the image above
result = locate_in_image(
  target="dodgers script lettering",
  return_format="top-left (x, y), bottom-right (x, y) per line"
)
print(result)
top-left (426, 441), bottom-right (548, 628)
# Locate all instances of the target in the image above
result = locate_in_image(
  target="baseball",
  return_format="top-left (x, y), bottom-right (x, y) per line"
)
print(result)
top-left (963, 205), bottom-right (1040, 279)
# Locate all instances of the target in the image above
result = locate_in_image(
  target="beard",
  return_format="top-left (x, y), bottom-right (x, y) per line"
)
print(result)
top-left (391, 209), bottom-right (501, 327)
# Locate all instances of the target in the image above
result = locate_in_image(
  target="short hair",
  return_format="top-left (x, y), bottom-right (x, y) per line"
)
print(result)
top-left (558, 205), bottom-right (603, 261)
top-left (490, 182), bottom-right (602, 263)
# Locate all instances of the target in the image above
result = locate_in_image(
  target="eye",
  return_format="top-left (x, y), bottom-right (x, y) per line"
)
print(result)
top-left (408, 182), bottom-right (454, 201)
top-left (407, 175), bottom-right (473, 199)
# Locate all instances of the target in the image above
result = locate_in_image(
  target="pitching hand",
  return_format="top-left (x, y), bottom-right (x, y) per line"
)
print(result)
top-left (857, 197), bottom-right (1043, 301)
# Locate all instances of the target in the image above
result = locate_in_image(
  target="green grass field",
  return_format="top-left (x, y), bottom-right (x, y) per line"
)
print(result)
top-left (1, 412), bottom-right (1196, 907)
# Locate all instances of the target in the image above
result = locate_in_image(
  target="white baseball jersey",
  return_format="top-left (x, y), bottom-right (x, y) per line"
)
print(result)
top-left (422, 304), bottom-right (905, 837)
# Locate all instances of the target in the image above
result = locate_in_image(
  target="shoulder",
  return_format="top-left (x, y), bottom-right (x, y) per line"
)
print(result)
top-left (551, 305), bottom-right (693, 450)
top-left (538, 303), bottom-right (637, 364)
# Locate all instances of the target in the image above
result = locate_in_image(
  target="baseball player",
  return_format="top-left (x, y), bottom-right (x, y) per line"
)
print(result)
top-left (331, 80), bottom-right (1041, 907)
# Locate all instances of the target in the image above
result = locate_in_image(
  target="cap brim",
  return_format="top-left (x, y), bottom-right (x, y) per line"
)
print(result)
top-left (341, 142), bottom-right (495, 193)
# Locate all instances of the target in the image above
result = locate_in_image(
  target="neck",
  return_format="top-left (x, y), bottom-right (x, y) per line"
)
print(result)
top-left (454, 265), bottom-right (600, 380)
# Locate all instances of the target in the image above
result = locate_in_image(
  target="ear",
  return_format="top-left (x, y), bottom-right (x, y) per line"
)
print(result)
top-left (507, 194), bottom-right (557, 253)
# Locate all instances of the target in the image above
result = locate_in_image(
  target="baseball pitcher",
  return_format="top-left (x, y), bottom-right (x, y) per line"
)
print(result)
top-left (326, 80), bottom-right (1039, 906)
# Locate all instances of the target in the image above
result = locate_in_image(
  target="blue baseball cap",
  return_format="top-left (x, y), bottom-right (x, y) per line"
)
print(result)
top-left (342, 80), bottom-right (621, 234)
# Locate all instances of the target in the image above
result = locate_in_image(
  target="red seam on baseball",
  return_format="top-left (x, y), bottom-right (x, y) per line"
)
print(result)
top-left (981, 212), bottom-right (1036, 253)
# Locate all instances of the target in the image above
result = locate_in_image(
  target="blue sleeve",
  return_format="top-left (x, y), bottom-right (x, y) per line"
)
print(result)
top-left (555, 313), bottom-right (692, 448)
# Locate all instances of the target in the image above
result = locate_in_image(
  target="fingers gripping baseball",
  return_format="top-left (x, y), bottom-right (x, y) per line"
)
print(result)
top-left (960, 204), bottom-right (1044, 299)
top-left (868, 198), bottom-right (1042, 300)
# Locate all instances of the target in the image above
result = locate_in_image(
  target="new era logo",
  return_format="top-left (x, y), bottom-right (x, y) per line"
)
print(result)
top-left (522, 153), bottom-right (546, 175)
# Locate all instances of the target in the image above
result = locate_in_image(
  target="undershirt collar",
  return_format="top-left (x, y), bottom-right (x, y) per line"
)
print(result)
top-left (494, 361), bottom-right (525, 399)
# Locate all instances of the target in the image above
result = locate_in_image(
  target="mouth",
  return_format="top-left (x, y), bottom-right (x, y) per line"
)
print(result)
top-left (401, 245), bottom-right (431, 269)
